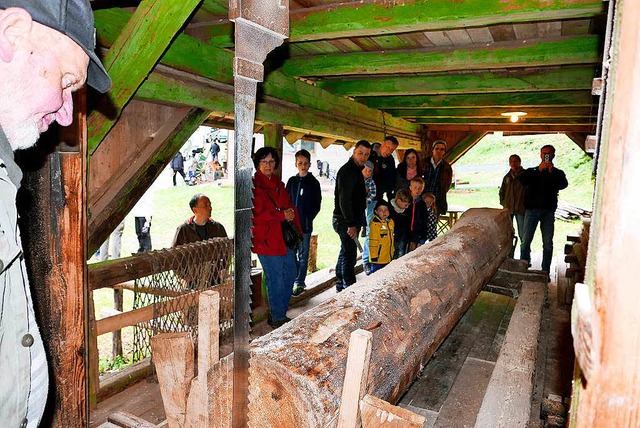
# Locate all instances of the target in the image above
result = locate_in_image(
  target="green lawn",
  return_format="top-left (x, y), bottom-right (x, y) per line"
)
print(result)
top-left (94, 133), bottom-right (596, 371)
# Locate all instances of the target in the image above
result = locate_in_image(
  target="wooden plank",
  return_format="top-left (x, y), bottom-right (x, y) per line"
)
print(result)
top-left (489, 24), bottom-right (516, 42)
top-left (434, 358), bottom-right (495, 427)
top-left (88, 0), bottom-right (201, 154)
top-left (106, 411), bottom-right (158, 428)
top-left (280, 36), bottom-right (601, 77)
top-left (96, 291), bottom-right (201, 335)
top-left (466, 27), bottom-right (493, 44)
top-left (573, 2), bottom-right (640, 422)
top-left (337, 330), bottom-right (373, 428)
top-left (426, 123), bottom-right (595, 132)
top-left (287, 0), bottom-right (603, 42)
top-left (318, 67), bottom-right (595, 96)
top-left (150, 333), bottom-right (194, 428)
top-left (475, 282), bottom-right (546, 428)
top-left (513, 23), bottom-right (539, 39)
top-left (360, 395), bottom-right (425, 428)
top-left (467, 293), bottom-right (515, 361)
top-left (18, 90), bottom-right (88, 426)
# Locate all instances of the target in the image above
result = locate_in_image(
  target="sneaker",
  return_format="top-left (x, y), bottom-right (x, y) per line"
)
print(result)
top-left (335, 283), bottom-right (344, 293)
top-left (292, 283), bottom-right (306, 296)
top-left (363, 262), bottom-right (371, 275)
top-left (268, 316), bottom-right (292, 329)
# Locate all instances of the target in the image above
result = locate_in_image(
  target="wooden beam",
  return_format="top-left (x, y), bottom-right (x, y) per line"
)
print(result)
top-left (263, 123), bottom-right (285, 179)
top-left (135, 71), bottom-right (422, 149)
top-left (392, 106), bottom-right (594, 118)
top-left (427, 123), bottom-right (595, 132)
top-left (337, 330), bottom-right (373, 428)
top-left (445, 132), bottom-right (489, 164)
top-left (284, 131), bottom-right (306, 145)
top-left (17, 90), bottom-right (88, 426)
top-left (88, 0), bottom-right (201, 154)
top-left (358, 91), bottom-right (596, 109)
top-left (318, 67), bottom-right (596, 97)
top-left (360, 395), bottom-right (426, 428)
top-left (88, 103), bottom-right (210, 254)
top-left (280, 36), bottom-right (601, 77)
top-left (287, 0), bottom-right (603, 42)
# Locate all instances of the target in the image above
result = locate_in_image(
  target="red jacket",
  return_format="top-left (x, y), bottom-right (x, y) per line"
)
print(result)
top-left (252, 170), bottom-right (301, 256)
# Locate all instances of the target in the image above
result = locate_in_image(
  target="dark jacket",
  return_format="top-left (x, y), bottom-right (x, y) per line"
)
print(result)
top-left (423, 157), bottom-right (453, 215)
top-left (286, 173), bottom-right (322, 233)
top-left (171, 152), bottom-right (184, 170)
top-left (394, 161), bottom-right (422, 192)
top-left (519, 166), bottom-right (568, 211)
top-left (252, 170), bottom-right (301, 256)
top-left (172, 217), bottom-right (228, 247)
top-left (333, 157), bottom-right (367, 228)
top-left (389, 199), bottom-right (409, 243)
top-left (407, 198), bottom-right (429, 244)
top-left (499, 166), bottom-right (526, 214)
top-left (369, 149), bottom-right (397, 201)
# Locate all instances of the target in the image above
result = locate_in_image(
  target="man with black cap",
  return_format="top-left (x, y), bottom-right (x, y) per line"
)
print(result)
top-left (0, 1), bottom-right (111, 426)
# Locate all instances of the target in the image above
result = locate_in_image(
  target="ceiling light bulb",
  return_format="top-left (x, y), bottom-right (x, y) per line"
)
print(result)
top-left (510, 114), bottom-right (519, 123)
top-left (501, 111), bottom-right (527, 123)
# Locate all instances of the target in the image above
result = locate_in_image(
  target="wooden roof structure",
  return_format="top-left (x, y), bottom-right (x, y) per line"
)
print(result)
top-left (22, 1), bottom-right (640, 426)
top-left (86, 0), bottom-right (607, 253)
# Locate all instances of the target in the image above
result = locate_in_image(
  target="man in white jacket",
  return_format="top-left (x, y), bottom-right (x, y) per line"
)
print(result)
top-left (0, 1), bottom-right (111, 426)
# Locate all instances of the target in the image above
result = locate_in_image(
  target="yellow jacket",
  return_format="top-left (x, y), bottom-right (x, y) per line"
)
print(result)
top-left (369, 216), bottom-right (395, 264)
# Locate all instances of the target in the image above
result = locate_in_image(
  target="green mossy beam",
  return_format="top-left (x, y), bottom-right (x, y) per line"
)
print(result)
top-left (318, 67), bottom-right (596, 96)
top-left (289, 0), bottom-right (603, 41)
top-left (87, 0), bottom-right (201, 155)
top-left (280, 36), bottom-right (601, 77)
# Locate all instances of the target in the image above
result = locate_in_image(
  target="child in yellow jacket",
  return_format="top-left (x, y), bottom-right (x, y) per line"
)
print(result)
top-left (369, 201), bottom-right (395, 273)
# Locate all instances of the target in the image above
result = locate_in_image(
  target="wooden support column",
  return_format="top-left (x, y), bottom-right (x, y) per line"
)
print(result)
top-left (571, 0), bottom-right (640, 424)
top-left (263, 123), bottom-right (284, 179)
top-left (17, 89), bottom-right (89, 426)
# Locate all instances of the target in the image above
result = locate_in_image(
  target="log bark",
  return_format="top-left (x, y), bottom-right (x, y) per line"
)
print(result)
top-left (241, 208), bottom-right (512, 427)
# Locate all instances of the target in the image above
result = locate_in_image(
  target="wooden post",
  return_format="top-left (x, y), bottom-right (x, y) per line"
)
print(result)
top-left (185, 291), bottom-right (220, 428)
top-left (112, 289), bottom-right (124, 358)
top-left (572, 0), bottom-right (640, 423)
top-left (308, 233), bottom-right (318, 273)
top-left (150, 333), bottom-right (194, 428)
top-left (17, 89), bottom-right (88, 426)
top-left (337, 329), bottom-right (373, 428)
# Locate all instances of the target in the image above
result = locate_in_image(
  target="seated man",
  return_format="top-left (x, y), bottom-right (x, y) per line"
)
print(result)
top-left (172, 193), bottom-right (228, 245)
top-left (172, 194), bottom-right (229, 287)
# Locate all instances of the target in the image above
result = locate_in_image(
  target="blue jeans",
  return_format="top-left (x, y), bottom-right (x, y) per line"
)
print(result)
top-left (395, 237), bottom-right (408, 259)
top-left (362, 201), bottom-right (377, 264)
top-left (510, 213), bottom-right (525, 257)
top-left (258, 249), bottom-right (296, 322)
top-left (369, 263), bottom-right (387, 274)
top-left (333, 216), bottom-right (357, 289)
top-left (295, 232), bottom-right (312, 286)
top-left (520, 209), bottom-right (555, 272)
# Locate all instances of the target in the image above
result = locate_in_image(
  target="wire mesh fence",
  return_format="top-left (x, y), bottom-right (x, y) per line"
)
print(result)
top-left (129, 238), bottom-right (234, 363)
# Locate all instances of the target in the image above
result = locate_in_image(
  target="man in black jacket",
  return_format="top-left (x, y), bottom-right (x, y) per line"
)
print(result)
top-left (519, 145), bottom-right (568, 273)
top-left (286, 150), bottom-right (322, 295)
top-left (333, 140), bottom-right (371, 291)
top-left (369, 135), bottom-right (399, 202)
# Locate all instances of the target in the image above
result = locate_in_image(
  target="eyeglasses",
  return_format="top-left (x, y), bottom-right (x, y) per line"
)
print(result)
top-left (260, 159), bottom-right (276, 165)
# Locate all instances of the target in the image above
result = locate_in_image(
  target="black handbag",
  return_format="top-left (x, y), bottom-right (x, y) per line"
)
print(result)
top-left (281, 220), bottom-right (303, 250)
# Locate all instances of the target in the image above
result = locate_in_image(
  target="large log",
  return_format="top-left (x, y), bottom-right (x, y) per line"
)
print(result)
top-left (242, 208), bottom-right (512, 427)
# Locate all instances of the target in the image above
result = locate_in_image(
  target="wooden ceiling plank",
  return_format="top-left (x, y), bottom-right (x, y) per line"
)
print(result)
top-left (94, 9), bottom-right (420, 144)
top-left (288, 0), bottom-right (604, 42)
top-left (466, 27), bottom-right (494, 44)
top-left (87, 0), bottom-right (201, 155)
top-left (280, 36), bottom-right (601, 77)
top-left (488, 24), bottom-right (517, 42)
top-left (561, 19), bottom-right (592, 36)
top-left (423, 30), bottom-right (454, 47)
top-left (416, 117), bottom-right (594, 124)
top-left (537, 21), bottom-right (563, 38)
top-left (358, 91), bottom-right (595, 109)
top-left (285, 131), bottom-right (307, 145)
top-left (513, 23), bottom-right (539, 39)
top-left (318, 67), bottom-right (596, 96)
top-left (391, 106), bottom-right (594, 118)
top-left (443, 29), bottom-right (474, 46)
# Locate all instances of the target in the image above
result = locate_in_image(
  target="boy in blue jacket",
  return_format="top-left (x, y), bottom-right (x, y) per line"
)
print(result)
top-left (286, 150), bottom-right (322, 295)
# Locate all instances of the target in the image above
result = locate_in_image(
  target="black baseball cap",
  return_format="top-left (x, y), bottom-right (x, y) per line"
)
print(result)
top-left (0, 0), bottom-right (112, 92)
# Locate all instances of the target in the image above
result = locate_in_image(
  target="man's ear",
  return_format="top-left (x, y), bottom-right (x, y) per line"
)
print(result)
top-left (0, 8), bottom-right (33, 63)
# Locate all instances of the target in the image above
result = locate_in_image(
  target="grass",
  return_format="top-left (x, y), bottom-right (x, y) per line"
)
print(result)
top-left (93, 133), bottom-right (595, 371)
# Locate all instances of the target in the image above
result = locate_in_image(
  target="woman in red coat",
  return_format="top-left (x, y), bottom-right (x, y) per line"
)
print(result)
top-left (252, 147), bottom-right (301, 328)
